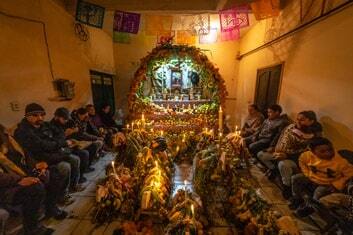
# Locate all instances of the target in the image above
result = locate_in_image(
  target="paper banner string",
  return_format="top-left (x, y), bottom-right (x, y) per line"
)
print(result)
top-left (220, 27), bottom-right (240, 41)
top-left (145, 15), bottom-right (173, 35)
top-left (199, 28), bottom-right (218, 44)
top-left (113, 10), bottom-right (140, 34)
top-left (175, 30), bottom-right (196, 45)
top-left (220, 7), bottom-right (249, 32)
top-left (251, 0), bottom-right (280, 20)
top-left (113, 32), bottom-right (131, 44)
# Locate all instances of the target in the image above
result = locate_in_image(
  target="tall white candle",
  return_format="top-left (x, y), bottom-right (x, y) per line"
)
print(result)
top-left (218, 106), bottom-right (223, 132)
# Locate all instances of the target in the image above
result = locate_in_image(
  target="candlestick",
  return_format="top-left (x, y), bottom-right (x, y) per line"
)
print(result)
top-left (218, 106), bottom-right (223, 132)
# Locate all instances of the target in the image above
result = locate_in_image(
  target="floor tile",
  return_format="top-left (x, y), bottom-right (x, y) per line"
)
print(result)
top-left (261, 186), bottom-right (287, 204)
top-left (104, 221), bottom-right (122, 235)
top-left (72, 219), bottom-right (107, 235)
top-left (50, 218), bottom-right (81, 235)
top-left (64, 196), bottom-right (95, 219)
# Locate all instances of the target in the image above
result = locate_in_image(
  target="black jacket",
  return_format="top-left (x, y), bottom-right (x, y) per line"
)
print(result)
top-left (65, 114), bottom-right (99, 141)
top-left (14, 119), bottom-right (69, 165)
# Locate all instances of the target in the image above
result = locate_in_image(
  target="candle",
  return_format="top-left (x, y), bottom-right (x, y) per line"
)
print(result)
top-left (218, 106), bottom-right (223, 132)
top-left (160, 130), bottom-right (164, 136)
top-left (184, 180), bottom-right (188, 198)
top-left (141, 114), bottom-right (145, 127)
top-left (191, 204), bottom-right (194, 219)
top-left (176, 145), bottom-right (180, 153)
top-left (131, 122), bottom-right (134, 131)
top-left (155, 160), bottom-right (158, 168)
top-left (126, 124), bottom-right (130, 130)
top-left (111, 161), bottom-right (117, 176)
top-left (182, 133), bottom-right (186, 142)
top-left (205, 127), bottom-right (208, 134)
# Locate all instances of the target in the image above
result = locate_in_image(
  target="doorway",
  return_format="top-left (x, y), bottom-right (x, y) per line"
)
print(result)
top-left (90, 70), bottom-right (115, 113)
top-left (254, 63), bottom-right (283, 116)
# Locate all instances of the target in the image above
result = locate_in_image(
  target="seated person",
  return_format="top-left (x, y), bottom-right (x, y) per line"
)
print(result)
top-left (289, 137), bottom-right (353, 217)
top-left (241, 104), bottom-right (264, 137)
top-left (1, 124), bottom-right (67, 220)
top-left (50, 107), bottom-right (91, 182)
top-left (98, 104), bottom-right (120, 130)
top-left (66, 107), bottom-right (104, 164)
top-left (244, 104), bottom-right (288, 156)
top-left (257, 111), bottom-right (322, 198)
top-left (0, 125), bottom-right (54, 235)
top-left (86, 104), bottom-right (103, 130)
top-left (87, 104), bottom-right (119, 149)
top-left (14, 103), bottom-right (82, 202)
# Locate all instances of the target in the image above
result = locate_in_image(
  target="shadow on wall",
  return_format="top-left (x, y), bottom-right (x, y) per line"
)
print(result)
top-left (320, 116), bottom-right (353, 150)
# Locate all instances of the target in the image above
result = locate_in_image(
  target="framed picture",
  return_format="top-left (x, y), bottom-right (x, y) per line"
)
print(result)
top-left (171, 69), bottom-right (182, 89)
top-left (76, 0), bottom-right (105, 28)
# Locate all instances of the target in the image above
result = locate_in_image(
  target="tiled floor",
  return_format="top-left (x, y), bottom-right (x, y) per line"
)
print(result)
top-left (8, 154), bottom-right (323, 235)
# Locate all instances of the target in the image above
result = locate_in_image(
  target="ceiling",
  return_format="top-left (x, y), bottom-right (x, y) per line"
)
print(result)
top-left (87, 0), bottom-right (255, 12)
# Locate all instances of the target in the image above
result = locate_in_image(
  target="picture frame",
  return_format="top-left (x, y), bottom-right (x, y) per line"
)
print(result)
top-left (171, 69), bottom-right (182, 89)
top-left (76, 0), bottom-right (105, 28)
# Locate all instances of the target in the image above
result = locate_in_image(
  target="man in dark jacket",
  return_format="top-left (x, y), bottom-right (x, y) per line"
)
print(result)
top-left (14, 103), bottom-right (82, 199)
top-left (66, 107), bottom-right (104, 165)
top-left (51, 107), bottom-right (92, 182)
top-left (0, 124), bottom-right (54, 235)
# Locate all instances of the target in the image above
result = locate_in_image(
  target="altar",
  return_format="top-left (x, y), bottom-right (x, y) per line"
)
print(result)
top-left (127, 44), bottom-right (227, 134)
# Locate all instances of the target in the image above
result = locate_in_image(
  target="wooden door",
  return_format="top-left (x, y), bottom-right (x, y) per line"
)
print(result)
top-left (254, 64), bottom-right (283, 116)
top-left (90, 70), bottom-right (115, 113)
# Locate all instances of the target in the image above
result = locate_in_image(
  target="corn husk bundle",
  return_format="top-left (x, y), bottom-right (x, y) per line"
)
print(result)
top-left (228, 181), bottom-right (300, 235)
top-left (93, 165), bottom-right (137, 224)
top-left (165, 189), bottom-right (207, 235)
top-left (123, 129), bottom-right (150, 168)
top-left (139, 150), bottom-right (173, 216)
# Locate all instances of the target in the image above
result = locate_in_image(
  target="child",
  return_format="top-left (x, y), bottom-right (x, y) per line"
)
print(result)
top-left (289, 137), bottom-right (353, 217)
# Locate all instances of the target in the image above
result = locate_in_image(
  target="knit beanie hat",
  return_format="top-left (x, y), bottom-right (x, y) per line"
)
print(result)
top-left (54, 107), bottom-right (70, 120)
top-left (25, 103), bottom-right (46, 116)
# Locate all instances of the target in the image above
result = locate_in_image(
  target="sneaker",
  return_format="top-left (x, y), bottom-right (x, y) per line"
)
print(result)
top-left (46, 207), bottom-right (68, 220)
top-left (288, 197), bottom-right (304, 210)
top-left (78, 176), bottom-right (87, 184)
top-left (295, 205), bottom-right (315, 217)
top-left (84, 166), bottom-right (95, 173)
top-left (69, 184), bottom-right (86, 193)
top-left (281, 185), bottom-right (292, 199)
top-left (58, 194), bottom-right (75, 206)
